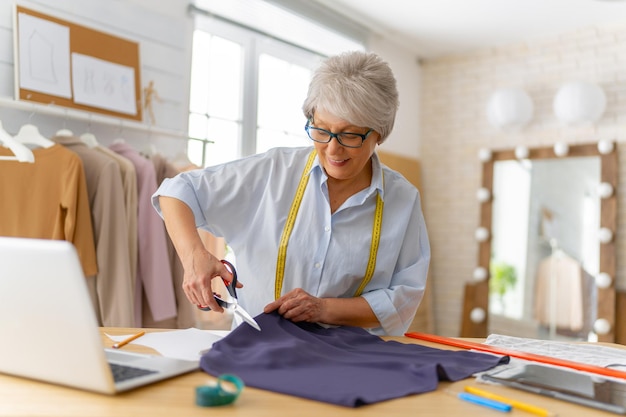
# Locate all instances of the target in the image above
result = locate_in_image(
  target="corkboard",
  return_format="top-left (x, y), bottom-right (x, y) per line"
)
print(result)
top-left (14, 6), bottom-right (142, 121)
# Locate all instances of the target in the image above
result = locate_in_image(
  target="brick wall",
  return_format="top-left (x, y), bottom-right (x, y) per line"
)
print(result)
top-left (421, 24), bottom-right (626, 336)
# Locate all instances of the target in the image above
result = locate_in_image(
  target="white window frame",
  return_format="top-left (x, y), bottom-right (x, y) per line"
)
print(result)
top-left (192, 16), bottom-right (325, 161)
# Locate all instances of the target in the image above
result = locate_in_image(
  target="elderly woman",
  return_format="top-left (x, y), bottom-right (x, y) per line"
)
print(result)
top-left (152, 50), bottom-right (430, 336)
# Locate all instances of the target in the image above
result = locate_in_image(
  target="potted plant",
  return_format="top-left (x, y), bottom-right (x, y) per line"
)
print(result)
top-left (489, 261), bottom-right (518, 314)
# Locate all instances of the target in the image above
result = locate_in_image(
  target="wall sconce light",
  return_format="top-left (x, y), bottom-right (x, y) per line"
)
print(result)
top-left (472, 267), bottom-right (488, 282)
top-left (553, 81), bottom-right (606, 125)
top-left (553, 142), bottom-right (569, 157)
top-left (598, 227), bottom-right (613, 244)
top-left (593, 318), bottom-right (611, 335)
top-left (598, 182), bottom-right (614, 199)
top-left (470, 307), bottom-right (486, 324)
top-left (475, 227), bottom-right (490, 242)
top-left (595, 272), bottom-right (612, 289)
top-left (476, 187), bottom-right (491, 203)
top-left (598, 140), bottom-right (615, 155)
top-left (486, 88), bottom-right (534, 130)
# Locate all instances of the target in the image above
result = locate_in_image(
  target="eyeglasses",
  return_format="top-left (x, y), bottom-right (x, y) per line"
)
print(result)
top-left (304, 122), bottom-right (373, 148)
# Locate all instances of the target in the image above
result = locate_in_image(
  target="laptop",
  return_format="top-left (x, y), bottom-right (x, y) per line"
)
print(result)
top-left (0, 236), bottom-right (199, 394)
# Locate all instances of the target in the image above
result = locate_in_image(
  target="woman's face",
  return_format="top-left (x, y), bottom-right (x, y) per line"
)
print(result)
top-left (311, 108), bottom-right (379, 184)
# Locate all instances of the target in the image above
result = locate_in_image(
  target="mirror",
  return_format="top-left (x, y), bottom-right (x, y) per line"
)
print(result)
top-left (461, 142), bottom-right (618, 342)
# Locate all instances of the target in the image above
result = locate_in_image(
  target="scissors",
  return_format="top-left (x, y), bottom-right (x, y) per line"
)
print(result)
top-left (198, 260), bottom-right (261, 331)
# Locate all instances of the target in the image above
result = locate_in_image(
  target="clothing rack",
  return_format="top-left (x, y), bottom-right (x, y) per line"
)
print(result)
top-left (0, 97), bottom-right (189, 141)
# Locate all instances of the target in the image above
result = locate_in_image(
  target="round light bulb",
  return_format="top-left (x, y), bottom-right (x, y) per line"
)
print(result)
top-left (594, 318), bottom-right (611, 335)
top-left (553, 142), bottom-right (569, 157)
top-left (515, 145), bottom-right (529, 160)
top-left (486, 88), bottom-right (534, 130)
top-left (470, 307), bottom-right (486, 324)
top-left (475, 227), bottom-right (490, 242)
top-left (473, 267), bottom-right (488, 282)
top-left (599, 227), bottom-right (613, 244)
top-left (598, 140), bottom-right (614, 155)
top-left (598, 182), bottom-right (614, 199)
top-left (476, 188), bottom-right (491, 203)
top-left (478, 148), bottom-right (492, 162)
top-left (553, 81), bottom-right (606, 125)
top-left (595, 272), bottom-right (612, 289)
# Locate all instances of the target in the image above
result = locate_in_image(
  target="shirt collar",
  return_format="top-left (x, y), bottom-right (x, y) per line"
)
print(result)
top-left (310, 149), bottom-right (385, 200)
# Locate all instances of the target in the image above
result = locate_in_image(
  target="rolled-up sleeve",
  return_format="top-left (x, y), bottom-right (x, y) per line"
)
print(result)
top-left (152, 174), bottom-right (209, 228)
top-left (362, 189), bottom-right (430, 336)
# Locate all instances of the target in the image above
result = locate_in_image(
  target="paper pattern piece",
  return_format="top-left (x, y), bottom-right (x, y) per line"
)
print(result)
top-left (18, 12), bottom-right (72, 98)
top-left (485, 334), bottom-right (626, 369)
top-left (72, 53), bottom-right (137, 115)
top-left (106, 328), bottom-right (228, 362)
top-left (476, 334), bottom-right (626, 384)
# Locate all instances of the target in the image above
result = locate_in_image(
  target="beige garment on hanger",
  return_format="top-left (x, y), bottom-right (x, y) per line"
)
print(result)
top-left (54, 135), bottom-right (135, 327)
top-left (534, 252), bottom-right (584, 331)
top-left (95, 146), bottom-right (138, 292)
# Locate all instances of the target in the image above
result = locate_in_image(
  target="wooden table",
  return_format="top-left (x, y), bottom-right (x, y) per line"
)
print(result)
top-left (0, 327), bottom-right (620, 416)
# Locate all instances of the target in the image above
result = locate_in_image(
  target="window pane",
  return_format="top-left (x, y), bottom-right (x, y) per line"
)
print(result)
top-left (257, 53), bottom-right (310, 138)
top-left (187, 138), bottom-right (205, 168)
top-left (207, 37), bottom-right (242, 120)
top-left (205, 118), bottom-right (240, 166)
top-left (188, 112), bottom-right (208, 140)
top-left (189, 31), bottom-right (211, 114)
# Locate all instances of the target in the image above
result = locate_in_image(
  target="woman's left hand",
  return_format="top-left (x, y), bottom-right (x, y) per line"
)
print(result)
top-left (263, 288), bottom-right (326, 323)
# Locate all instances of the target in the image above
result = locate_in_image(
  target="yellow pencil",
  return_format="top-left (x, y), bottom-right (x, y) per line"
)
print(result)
top-left (464, 386), bottom-right (556, 417)
top-left (112, 331), bottom-right (145, 349)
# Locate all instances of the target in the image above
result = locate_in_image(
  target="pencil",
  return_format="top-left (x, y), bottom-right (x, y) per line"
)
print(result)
top-left (464, 386), bottom-right (556, 417)
top-left (112, 331), bottom-right (145, 349)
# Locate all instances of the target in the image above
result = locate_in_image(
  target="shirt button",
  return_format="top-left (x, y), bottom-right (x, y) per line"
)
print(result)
top-left (324, 226), bottom-right (330, 232)
top-left (314, 262), bottom-right (321, 269)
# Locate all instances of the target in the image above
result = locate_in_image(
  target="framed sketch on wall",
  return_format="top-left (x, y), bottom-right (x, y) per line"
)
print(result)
top-left (13, 5), bottom-right (142, 121)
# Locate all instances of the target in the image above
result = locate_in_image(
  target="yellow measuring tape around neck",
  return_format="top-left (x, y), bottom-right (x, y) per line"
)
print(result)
top-left (274, 150), bottom-right (384, 299)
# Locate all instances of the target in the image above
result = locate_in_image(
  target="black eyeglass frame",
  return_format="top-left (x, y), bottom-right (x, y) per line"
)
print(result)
top-left (304, 122), bottom-right (374, 148)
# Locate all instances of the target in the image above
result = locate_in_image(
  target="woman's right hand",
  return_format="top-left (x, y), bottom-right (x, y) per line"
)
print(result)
top-left (181, 248), bottom-right (233, 313)
top-left (157, 196), bottom-right (239, 314)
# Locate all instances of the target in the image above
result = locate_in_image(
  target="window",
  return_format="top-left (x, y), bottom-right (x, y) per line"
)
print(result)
top-left (187, 2), bottom-right (365, 167)
top-left (187, 20), bottom-right (322, 167)
top-left (188, 30), bottom-right (243, 167)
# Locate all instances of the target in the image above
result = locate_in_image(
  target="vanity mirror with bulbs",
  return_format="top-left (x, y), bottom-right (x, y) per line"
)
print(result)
top-left (460, 141), bottom-right (617, 343)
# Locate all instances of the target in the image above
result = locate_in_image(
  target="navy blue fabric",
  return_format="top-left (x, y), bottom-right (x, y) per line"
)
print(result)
top-left (200, 312), bottom-right (508, 407)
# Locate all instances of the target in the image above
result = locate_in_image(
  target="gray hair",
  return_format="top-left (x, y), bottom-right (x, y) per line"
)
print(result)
top-left (302, 51), bottom-right (399, 143)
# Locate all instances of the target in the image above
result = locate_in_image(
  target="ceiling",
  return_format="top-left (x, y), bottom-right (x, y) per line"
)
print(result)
top-left (312, 0), bottom-right (626, 59)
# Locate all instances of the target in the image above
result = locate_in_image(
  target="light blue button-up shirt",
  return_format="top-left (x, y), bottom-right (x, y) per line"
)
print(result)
top-left (152, 146), bottom-right (430, 335)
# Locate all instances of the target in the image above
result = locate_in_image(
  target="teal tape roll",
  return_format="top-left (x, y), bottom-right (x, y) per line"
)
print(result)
top-left (196, 374), bottom-right (244, 407)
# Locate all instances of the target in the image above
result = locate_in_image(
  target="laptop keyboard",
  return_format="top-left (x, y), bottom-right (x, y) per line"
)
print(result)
top-left (109, 363), bottom-right (158, 383)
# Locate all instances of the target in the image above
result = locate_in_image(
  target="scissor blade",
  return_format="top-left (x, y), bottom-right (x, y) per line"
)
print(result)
top-left (233, 305), bottom-right (261, 331)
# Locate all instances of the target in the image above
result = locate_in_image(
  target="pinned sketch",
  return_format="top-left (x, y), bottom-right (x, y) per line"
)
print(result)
top-left (15, 6), bottom-right (141, 121)
top-left (72, 53), bottom-right (137, 115)
top-left (17, 12), bottom-right (72, 98)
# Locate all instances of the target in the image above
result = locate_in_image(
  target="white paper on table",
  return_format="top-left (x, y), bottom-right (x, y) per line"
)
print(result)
top-left (485, 333), bottom-right (626, 368)
top-left (105, 328), bottom-right (229, 362)
top-left (476, 333), bottom-right (626, 384)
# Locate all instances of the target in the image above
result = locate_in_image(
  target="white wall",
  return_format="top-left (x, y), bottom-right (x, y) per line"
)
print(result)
top-left (0, 0), bottom-right (193, 156)
top-left (368, 37), bottom-right (422, 159)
